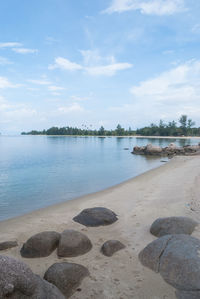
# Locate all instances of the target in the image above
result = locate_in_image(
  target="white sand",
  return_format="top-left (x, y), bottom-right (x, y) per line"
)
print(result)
top-left (1, 156), bottom-right (200, 298)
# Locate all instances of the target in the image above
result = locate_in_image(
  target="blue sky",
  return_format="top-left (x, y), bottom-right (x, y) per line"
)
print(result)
top-left (0, 0), bottom-right (200, 134)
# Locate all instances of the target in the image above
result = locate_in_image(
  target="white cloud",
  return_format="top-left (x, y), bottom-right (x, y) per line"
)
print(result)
top-left (70, 95), bottom-right (90, 101)
top-left (49, 57), bottom-right (83, 71)
top-left (109, 60), bottom-right (200, 125)
top-left (86, 62), bottom-right (132, 76)
top-left (0, 77), bottom-right (17, 89)
top-left (49, 51), bottom-right (133, 76)
top-left (192, 24), bottom-right (200, 34)
top-left (0, 42), bottom-right (22, 48)
top-left (27, 79), bottom-right (52, 85)
top-left (12, 48), bottom-right (38, 54)
top-left (104, 0), bottom-right (185, 15)
top-left (0, 56), bottom-right (12, 65)
top-left (48, 85), bottom-right (65, 91)
top-left (58, 103), bottom-right (84, 114)
top-left (130, 60), bottom-right (200, 102)
top-left (0, 96), bottom-right (37, 125)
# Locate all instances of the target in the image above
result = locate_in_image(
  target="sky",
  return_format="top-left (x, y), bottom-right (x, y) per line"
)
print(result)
top-left (0, 0), bottom-right (200, 134)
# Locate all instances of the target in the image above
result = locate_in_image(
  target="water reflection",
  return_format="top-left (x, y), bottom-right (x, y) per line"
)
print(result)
top-left (0, 135), bottom-right (199, 221)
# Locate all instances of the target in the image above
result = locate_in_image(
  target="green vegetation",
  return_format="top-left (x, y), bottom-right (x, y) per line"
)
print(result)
top-left (136, 115), bottom-right (199, 137)
top-left (21, 115), bottom-right (200, 137)
top-left (21, 124), bottom-right (135, 136)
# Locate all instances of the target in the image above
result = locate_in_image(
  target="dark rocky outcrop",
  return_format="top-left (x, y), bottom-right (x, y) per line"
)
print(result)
top-left (57, 229), bottom-right (92, 257)
top-left (20, 231), bottom-right (60, 258)
top-left (132, 143), bottom-right (200, 156)
top-left (101, 240), bottom-right (126, 257)
top-left (0, 255), bottom-right (64, 298)
top-left (44, 262), bottom-right (89, 297)
top-left (73, 207), bottom-right (118, 227)
top-left (150, 216), bottom-right (198, 237)
top-left (139, 234), bottom-right (200, 297)
top-left (0, 241), bottom-right (18, 250)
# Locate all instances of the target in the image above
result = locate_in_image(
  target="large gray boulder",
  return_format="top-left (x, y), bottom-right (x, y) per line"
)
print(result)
top-left (0, 241), bottom-right (18, 250)
top-left (57, 229), bottom-right (92, 257)
top-left (139, 234), bottom-right (200, 292)
top-left (0, 255), bottom-right (64, 298)
top-left (73, 207), bottom-right (118, 227)
top-left (150, 217), bottom-right (198, 237)
top-left (146, 144), bottom-right (162, 155)
top-left (20, 231), bottom-right (60, 258)
top-left (44, 262), bottom-right (89, 297)
top-left (139, 235), bottom-right (172, 272)
top-left (175, 290), bottom-right (200, 299)
top-left (101, 240), bottom-right (126, 257)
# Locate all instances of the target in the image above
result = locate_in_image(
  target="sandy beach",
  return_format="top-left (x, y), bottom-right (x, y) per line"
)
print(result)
top-left (0, 155), bottom-right (200, 298)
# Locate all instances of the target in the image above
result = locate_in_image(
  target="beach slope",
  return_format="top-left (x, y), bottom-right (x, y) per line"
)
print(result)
top-left (1, 156), bottom-right (200, 298)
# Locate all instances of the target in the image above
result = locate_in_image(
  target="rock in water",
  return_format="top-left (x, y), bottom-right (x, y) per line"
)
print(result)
top-left (73, 207), bottom-right (118, 227)
top-left (20, 231), bottom-right (60, 258)
top-left (0, 241), bottom-right (18, 250)
top-left (44, 262), bottom-right (89, 297)
top-left (57, 229), bottom-right (92, 257)
top-left (101, 240), bottom-right (126, 257)
top-left (0, 255), bottom-right (65, 298)
top-left (139, 234), bottom-right (200, 292)
top-left (150, 217), bottom-right (198, 237)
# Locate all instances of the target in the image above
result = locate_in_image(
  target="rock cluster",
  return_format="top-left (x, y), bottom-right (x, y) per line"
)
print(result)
top-left (0, 206), bottom-right (124, 298)
top-left (139, 216), bottom-right (200, 299)
top-left (133, 143), bottom-right (200, 156)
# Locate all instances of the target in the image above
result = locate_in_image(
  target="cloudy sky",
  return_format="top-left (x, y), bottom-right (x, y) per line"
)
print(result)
top-left (0, 0), bottom-right (200, 134)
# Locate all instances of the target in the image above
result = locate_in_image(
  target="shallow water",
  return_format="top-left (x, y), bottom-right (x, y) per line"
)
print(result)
top-left (0, 136), bottom-right (199, 221)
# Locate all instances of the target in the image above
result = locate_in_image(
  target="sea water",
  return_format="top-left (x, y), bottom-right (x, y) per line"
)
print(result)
top-left (0, 136), bottom-right (198, 221)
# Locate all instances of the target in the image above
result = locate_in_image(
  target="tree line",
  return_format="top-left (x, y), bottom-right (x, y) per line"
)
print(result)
top-left (136, 115), bottom-right (199, 136)
top-left (21, 115), bottom-right (200, 137)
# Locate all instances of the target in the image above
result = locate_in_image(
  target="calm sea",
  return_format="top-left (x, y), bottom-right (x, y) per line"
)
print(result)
top-left (0, 136), bottom-right (199, 221)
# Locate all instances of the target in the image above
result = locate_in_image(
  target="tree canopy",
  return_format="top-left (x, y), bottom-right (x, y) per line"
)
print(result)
top-left (21, 115), bottom-right (199, 137)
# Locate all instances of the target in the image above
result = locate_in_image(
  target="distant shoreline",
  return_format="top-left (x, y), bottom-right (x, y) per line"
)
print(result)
top-left (6, 134), bottom-right (200, 139)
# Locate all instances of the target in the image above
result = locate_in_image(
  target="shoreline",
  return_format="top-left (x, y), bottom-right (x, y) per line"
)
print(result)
top-left (2, 134), bottom-right (200, 139)
top-left (1, 156), bottom-right (200, 298)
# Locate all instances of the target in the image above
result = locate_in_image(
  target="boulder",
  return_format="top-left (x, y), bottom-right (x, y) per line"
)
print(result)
top-left (32, 276), bottom-right (65, 299)
top-left (0, 255), bottom-right (65, 298)
top-left (139, 234), bottom-right (200, 292)
top-left (175, 290), bottom-right (200, 299)
top-left (150, 217), bottom-right (198, 237)
top-left (20, 231), bottom-right (60, 258)
top-left (44, 262), bottom-right (89, 297)
top-left (57, 229), bottom-right (92, 257)
top-left (0, 241), bottom-right (18, 250)
top-left (73, 207), bottom-right (118, 227)
top-left (184, 145), bottom-right (200, 153)
top-left (101, 240), bottom-right (126, 257)
top-left (139, 235), bottom-right (172, 272)
top-left (146, 144), bottom-right (162, 155)
top-left (0, 255), bottom-right (38, 297)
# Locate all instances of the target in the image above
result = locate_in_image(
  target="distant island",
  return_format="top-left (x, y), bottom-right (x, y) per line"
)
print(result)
top-left (21, 115), bottom-right (200, 137)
